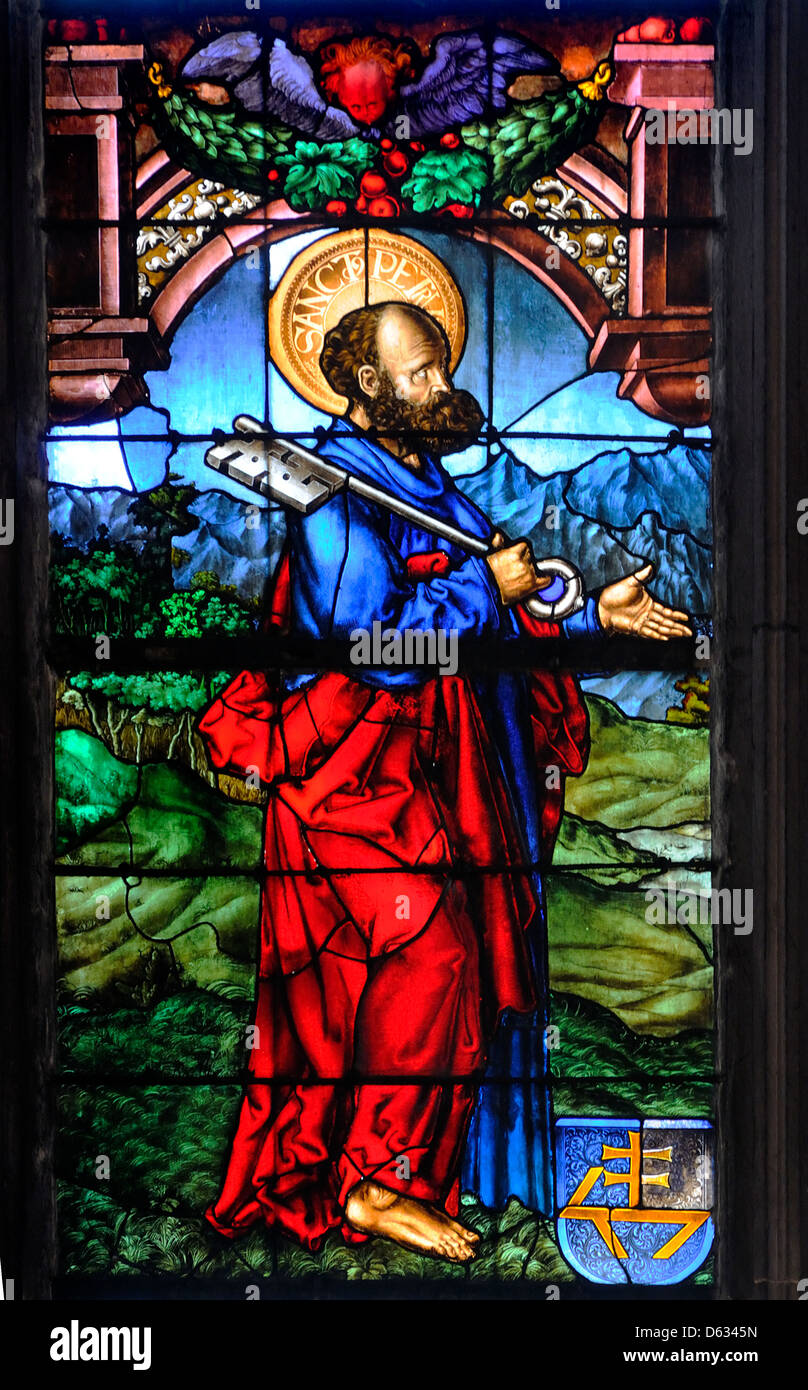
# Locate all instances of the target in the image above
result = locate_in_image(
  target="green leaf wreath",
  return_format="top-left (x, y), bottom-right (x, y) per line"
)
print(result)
top-left (147, 57), bottom-right (612, 215)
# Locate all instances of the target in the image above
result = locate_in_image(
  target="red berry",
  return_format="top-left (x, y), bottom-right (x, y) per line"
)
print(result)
top-left (383, 149), bottom-right (409, 178)
top-left (61, 19), bottom-right (90, 40)
top-left (267, 168), bottom-right (280, 182)
top-left (679, 17), bottom-right (712, 42)
top-left (440, 132), bottom-right (460, 149)
top-left (367, 195), bottom-right (400, 218)
top-left (639, 17), bottom-right (677, 42)
top-left (325, 199), bottom-right (348, 216)
top-left (409, 140), bottom-right (426, 152)
top-left (380, 137), bottom-right (394, 151)
top-left (360, 170), bottom-right (388, 197)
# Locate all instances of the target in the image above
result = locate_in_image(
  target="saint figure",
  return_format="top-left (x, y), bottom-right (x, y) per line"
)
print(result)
top-left (198, 301), bottom-right (691, 1261)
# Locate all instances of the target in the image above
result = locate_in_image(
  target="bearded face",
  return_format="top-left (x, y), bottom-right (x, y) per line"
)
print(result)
top-left (362, 369), bottom-right (485, 458)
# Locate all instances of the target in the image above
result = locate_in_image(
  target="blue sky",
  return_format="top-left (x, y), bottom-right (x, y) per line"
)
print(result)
top-left (47, 227), bottom-right (708, 494)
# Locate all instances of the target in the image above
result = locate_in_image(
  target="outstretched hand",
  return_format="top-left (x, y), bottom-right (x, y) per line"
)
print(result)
top-left (597, 564), bottom-right (693, 640)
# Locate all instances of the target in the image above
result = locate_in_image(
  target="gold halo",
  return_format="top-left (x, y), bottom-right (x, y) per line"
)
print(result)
top-left (268, 229), bottom-right (467, 416)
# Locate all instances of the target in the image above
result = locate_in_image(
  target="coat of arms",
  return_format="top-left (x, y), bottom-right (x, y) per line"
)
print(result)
top-left (556, 1118), bottom-right (714, 1284)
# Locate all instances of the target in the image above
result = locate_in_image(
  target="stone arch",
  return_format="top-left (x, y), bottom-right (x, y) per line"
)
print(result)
top-left (146, 202), bottom-right (612, 352)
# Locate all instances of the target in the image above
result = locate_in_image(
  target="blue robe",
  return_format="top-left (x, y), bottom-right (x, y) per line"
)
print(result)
top-left (284, 417), bottom-right (601, 1213)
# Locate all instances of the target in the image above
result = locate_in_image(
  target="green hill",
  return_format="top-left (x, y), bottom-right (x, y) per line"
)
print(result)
top-left (566, 696), bottom-right (709, 828)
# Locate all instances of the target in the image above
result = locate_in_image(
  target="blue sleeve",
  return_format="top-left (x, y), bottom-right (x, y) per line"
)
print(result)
top-left (562, 595), bottom-right (603, 639)
top-left (289, 490), bottom-right (502, 642)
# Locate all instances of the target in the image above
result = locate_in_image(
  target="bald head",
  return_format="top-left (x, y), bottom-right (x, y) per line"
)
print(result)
top-left (360, 303), bottom-right (451, 408)
top-left (320, 301), bottom-right (451, 411)
top-left (319, 299), bottom-right (483, 462)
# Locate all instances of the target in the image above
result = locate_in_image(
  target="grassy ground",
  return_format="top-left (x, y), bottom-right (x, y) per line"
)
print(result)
top-left (54, 701), bottom-right (714, 1288)
top-left (57, 989), bottom-right (713, 1287)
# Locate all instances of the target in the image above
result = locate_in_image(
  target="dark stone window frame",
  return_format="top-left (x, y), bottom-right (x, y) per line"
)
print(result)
top-left (1, 0), bottom-right (806, 1300)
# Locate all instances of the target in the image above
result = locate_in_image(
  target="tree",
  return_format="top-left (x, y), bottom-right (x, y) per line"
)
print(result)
top-left (666, 676), bottom-right (710, 727)
top-left (66, 671), bottom-right (232, 770)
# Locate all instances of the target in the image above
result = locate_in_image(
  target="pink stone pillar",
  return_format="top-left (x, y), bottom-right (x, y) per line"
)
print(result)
top-left (589, 41), bottom-right (715, 426)
top-left (45, 43), bottom-right (164, 422)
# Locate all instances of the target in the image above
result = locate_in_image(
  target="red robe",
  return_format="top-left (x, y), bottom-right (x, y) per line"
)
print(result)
top-left (197, 551), bottom-right (589, 1247)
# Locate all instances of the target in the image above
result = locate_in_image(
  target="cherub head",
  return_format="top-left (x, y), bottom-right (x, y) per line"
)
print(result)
top-left (318, 35), bottom-right (418, 125)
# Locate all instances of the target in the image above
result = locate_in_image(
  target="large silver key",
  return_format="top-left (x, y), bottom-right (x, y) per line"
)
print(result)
top-left (205, 415), bottom-right (586, 620)
top-left (206, 415), bottom-right (347, 514)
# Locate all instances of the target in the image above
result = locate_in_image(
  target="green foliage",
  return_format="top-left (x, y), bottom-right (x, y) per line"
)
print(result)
top-left (52, 532), bottom-right (145, 637)
top-left (192, 569), bottom-right (230, 593)
top-left (276, 138), bottom-right (376, 209)
top-left (667, 675), bottom-right (710, 727)
top-left (57, 984), bottom-right (712, 1085)
top-left (157, 88), bottom-right (377, 207)
top-left (135, 587), bottom-right (253, 638)
top-left (126, 473), bottom-right (202, 595)
top-left (153, 64), bottom-right (612, 220)
top-left (463, 86), bottom-right (601, 201)
top-left (160, 88), bottom-right (292, 188)
top-left (68, 670), bottom-right (232, 715)
top-left (55, 739), bottom-right (262, 868)
top-left (137, 472), bottom-right (201, 535)
top-left (155, 75), bottom-right (606, 216)
top-left (55, 992), bottom-right (713, 1283)
top-left (52, 490), bottom-right (258, 638)
top-left (551, 1077), bottom-right (714, 1122)
top-left (549, 992), bottom-right (712, 1080)
top-left (401, 147), bottom-right (488, 211)
top-left (52, 474), bottom-right (212, 638)
top-left (58, 1084), bottom-right (240, 1241)
top-left (58, 989), bottom-right (252, 1077)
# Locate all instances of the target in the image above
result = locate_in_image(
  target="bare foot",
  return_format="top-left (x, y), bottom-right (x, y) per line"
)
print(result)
top-left (344, 1181), bottom-right (481, 1263)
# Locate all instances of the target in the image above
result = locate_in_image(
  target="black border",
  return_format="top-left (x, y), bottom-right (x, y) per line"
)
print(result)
top-left (1, 0), bottom-right (807, 1303)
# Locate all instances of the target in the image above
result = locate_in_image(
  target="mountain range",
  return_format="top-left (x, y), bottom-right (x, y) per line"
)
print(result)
top-left (49, 441), bottom-right (711, 616)
top-left (456, 442), bottom-right (712, 615)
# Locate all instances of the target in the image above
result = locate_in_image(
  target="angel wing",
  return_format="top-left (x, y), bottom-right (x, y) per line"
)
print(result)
top-left (180, 31), bottom-right (261, 100)
top-left (181, 34), bottom-right (361, 140)
top-left (387, 31), bottom-right (557, 138)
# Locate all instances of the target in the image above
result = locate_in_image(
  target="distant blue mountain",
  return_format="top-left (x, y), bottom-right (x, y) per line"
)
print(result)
top-left (456, 443), bottom-right (712, 615)
top-left (565, 445), bottom-right (710, 540)
top-left (49, 440), bottom-right (712, 617)
top-left (49, 484), bottom-right (285, 602)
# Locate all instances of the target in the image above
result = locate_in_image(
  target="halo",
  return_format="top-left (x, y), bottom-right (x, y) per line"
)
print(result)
top-left (268, 229), bottom-right (467, 416)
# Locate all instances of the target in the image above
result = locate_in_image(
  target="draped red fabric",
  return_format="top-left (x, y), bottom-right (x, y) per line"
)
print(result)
top-left (196, 549), bottom-right (590, 1246)
top-left (514, 601), bottom-right (591, 857)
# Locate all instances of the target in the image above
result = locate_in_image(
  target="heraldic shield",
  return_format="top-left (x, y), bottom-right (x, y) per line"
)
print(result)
top-left (555, 1119), bottom-right (714, 1285)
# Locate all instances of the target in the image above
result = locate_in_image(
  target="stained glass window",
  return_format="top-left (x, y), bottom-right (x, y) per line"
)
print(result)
top-left (11, 1), bottom-right (808, 1345)
top-left (40, 5), bottom-right (722, 1297)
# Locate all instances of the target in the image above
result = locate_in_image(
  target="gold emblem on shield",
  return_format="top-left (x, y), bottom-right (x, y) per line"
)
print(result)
top-left (269, 229), bottom-right (467, 415)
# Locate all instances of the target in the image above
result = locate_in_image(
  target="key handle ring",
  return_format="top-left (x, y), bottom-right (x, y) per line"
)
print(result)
top-left (524, 557), bottom-right (585, 621)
